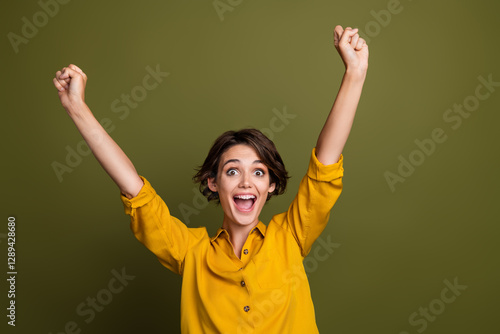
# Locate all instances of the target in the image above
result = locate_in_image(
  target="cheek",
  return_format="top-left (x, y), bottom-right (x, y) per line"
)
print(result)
top-left (217, 177), bottom-right (236, 195)
top-left (257, 179), bottom-right (274, 194)
top-left (217, 184), bottom-right (233, 208)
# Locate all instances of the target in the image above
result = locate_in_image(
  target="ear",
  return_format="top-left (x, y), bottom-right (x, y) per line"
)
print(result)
top-left (208, 177), bottom-right (217, 192)
top-left (268, 182), bottom-right (276, 193)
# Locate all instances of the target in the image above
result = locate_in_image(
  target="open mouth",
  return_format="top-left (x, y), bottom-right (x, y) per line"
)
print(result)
top-left (233, 194), bottom-right (256, 212)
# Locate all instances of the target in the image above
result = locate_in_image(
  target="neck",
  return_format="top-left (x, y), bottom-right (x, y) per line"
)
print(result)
top-left (222, 216), bottom-right (258, 259)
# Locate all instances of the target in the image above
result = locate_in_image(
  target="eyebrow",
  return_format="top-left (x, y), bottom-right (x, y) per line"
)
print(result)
top-left (222, 159), bottom-right (263, 167)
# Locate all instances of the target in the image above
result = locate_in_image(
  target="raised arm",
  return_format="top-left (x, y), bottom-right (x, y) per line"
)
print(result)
top-left (315, 26), bottom-right (369, 165)
top-left (53, 64), bottom-right (144, 198)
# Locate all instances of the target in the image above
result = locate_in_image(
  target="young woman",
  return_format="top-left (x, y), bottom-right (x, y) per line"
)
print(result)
top-left (53, 25), bottom-right (368, 333)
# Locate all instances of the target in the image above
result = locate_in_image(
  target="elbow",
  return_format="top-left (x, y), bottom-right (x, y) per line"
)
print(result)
top-left (121, 191), bottom-right (135, 200)
top-left (121, 179), bottom-right (144, 199)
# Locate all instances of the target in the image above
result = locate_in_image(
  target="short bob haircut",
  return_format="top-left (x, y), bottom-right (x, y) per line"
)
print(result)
top-left (193, 128), bottom-right (289, 203)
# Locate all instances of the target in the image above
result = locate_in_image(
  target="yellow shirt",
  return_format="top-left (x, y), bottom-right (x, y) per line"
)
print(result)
top-left (120, 148), bottom-right (344, 333)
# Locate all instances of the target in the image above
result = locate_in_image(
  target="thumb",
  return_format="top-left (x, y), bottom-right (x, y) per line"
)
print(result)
top-left (334, 25), bottom-right (344, 48)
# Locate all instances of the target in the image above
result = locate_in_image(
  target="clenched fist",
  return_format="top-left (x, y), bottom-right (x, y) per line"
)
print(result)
top-left (53, 64), bottom-right (87, 111)
top-left (334, 25), bottom-right (369, 73)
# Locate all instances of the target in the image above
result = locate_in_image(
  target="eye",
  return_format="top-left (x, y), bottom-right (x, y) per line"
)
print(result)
top-left (254, 169), bottom-right (265, 177)
top-left (226, 168), bottom-right (239, 176)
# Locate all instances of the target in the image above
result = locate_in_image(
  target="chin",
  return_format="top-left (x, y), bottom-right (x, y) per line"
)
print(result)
top-left (232, 214), bottom-right (259, 226)
top-left (229, 207), bottom-right (260, 226)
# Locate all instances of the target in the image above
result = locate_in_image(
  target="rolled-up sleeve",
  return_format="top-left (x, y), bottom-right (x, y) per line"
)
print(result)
top-left (120, 176), bottom-right (204, 275)
top-left (282, 148), bottom-right (344, 257)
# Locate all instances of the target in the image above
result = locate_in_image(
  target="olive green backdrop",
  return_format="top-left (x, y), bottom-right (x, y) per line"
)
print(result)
top-left (1, 0), bottom-right (499, 333)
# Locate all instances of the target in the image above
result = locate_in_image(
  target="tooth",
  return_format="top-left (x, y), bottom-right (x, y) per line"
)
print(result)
top-left (234, 195), bottom-right (256, 199)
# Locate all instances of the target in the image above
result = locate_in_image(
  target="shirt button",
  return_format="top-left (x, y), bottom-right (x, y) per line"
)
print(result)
top-left (244, 306), bottom-right (250, 312)
top-left (243, 249), bottom-right (249, 255)
top-left (241, 281), bottom-right (246, 287)
top-left (238, 267), bottom-right (243, 271)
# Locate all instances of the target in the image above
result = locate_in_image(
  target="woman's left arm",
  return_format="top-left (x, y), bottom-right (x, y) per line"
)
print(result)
top-left (315, 25), bottom-right (369, 165)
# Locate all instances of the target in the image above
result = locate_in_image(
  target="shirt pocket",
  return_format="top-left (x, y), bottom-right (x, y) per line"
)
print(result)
top-left (253, 251), bottom-right (288, 290)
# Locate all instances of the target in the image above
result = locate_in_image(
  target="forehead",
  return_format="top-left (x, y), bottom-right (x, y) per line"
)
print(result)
top-left (219, 144), bottom-right (262, 166)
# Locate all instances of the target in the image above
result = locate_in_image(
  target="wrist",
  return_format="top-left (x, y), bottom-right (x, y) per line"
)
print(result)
top-left (64, 100), bottom-right (88, 116)
top-left (344, 67), bottom-right (367, 81)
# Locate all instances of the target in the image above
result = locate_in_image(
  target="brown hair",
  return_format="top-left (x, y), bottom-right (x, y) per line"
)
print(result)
top-left (193, 128), bottom-right (289, 203)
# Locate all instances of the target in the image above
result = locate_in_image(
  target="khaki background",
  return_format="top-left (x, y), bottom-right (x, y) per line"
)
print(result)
top-left (1, 0), bottom-right (499, 333)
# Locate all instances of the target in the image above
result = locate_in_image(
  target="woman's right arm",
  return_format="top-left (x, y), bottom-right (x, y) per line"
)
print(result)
top-left (53, 64), bottom-right (143, 198)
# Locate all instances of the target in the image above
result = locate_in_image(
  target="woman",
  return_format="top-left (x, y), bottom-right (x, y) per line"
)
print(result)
top-left (53, 25), bottom-right (368, 333)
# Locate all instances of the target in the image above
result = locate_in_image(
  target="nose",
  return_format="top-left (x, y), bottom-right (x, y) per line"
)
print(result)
top-left (238, 172), bottom-right (252, 188)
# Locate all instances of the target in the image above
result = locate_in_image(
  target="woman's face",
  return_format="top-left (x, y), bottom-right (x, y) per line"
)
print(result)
top-left (208, 144), bottom-right (276, 228)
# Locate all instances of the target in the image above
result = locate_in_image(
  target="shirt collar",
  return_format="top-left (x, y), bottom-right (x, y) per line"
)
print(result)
top-left (210, 221), bottom-right (267, 243)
